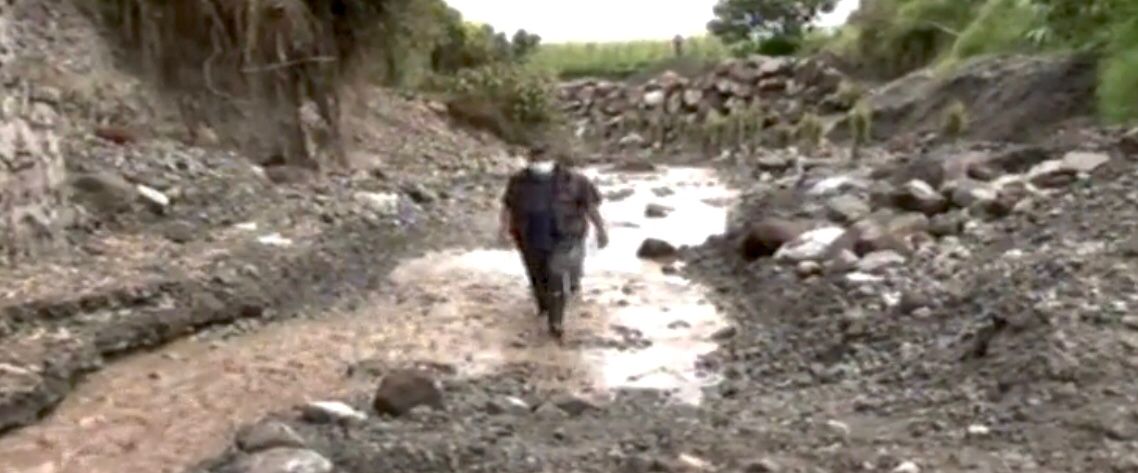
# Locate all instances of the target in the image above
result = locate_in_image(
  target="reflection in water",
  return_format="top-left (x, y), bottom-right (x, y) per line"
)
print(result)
top-left (0, 165), bottom-right (734, 473)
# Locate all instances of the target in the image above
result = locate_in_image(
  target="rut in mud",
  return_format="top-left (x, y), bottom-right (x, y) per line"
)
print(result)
top-left (0, 165), bottom-right (734, 473)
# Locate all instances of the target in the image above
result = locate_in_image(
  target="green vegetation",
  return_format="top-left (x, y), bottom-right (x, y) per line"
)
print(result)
top-left (942, 99), bottom-right (969, 139)
top-left (529, 37), bottom-right (730, 80)
top-left (805, 0), bottom-right (1138, 122)
top-left (707, 0), bottom-right (838, 56)
top-left (794, 112), bottom-right (824, 152)
top-left (848, 100), bottom-right (872, 160)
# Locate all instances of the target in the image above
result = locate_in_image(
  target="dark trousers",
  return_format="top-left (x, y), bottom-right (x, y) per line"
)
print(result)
top-left (518, 239), bottom-right (582, 330)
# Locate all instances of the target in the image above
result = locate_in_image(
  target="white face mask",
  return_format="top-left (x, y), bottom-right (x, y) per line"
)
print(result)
top-left (528, 160), bottom-right (555, 174)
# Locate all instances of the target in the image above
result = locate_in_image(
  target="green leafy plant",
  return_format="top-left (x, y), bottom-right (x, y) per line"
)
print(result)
top-left (848, 99), bottom-right (873, 160)
top-left (942, 99), bottom-right (969, 139)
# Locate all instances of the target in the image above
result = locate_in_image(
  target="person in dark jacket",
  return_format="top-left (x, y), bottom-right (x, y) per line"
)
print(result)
top-left (499, 145), bottom-right (608, 338)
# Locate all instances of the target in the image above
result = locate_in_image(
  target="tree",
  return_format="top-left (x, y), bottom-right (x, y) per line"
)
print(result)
top-left (511, 29), bottom-right (542, 61)
top-left (707, 0), bottom-right (838, 48)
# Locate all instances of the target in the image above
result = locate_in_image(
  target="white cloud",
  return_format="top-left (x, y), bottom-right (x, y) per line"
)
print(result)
top-left (445, 0), bottom-right (861, 43)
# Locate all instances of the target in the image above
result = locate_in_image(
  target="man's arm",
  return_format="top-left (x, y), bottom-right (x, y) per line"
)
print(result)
top-left (582, 178), bottom-right (608, 248)
top-left (499, 175), bottom-right (517, 244)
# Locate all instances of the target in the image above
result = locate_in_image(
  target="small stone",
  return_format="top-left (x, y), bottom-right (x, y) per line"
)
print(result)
top-left (894, 179), bottom-right (948, 215)
top-left (645, 203), bottom-right (673, 218)
top-left (228, 448), bottom-right (332, 473)
top-left (967, 424), bottom-right (991, 436)
top-left (739, 218), bottom-right (808, 261)
top-left (711, 325), bottom-right (738, 341)
top-left (774, 226), bottom-right (845, 263)
top-left (236, 421), bottom-right (307, 452)
top-left (825, 194), bottom-right (870, 223)
top-left (1122, 315), bottom-right (1138, 330)
top-left (892, 461), bottom-right (920, 473)
top-left (744, 458), bottom-right (782, 473)
top-left (857, 250), bottom-right (906, 272)
top-left (372, 369), bottom-right (444, 417)
top-left (797, 260), bottom-right (823, 277)
top-left (637, 238), bottom-right (678, 260)
top-left (301, 401), bottom-right (366, 424)
top-left (552, 394), bottom-right (600, 417)
top-left (534, 402), bottom-right (569, 420)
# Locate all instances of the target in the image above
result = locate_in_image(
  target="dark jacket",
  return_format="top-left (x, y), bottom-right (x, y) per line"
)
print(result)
top-left (502, 164), bottom-right (601, 249)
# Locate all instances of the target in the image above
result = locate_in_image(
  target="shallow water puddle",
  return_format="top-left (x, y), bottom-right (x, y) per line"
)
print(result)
top-left (0, 165), bottom-right (734, 473)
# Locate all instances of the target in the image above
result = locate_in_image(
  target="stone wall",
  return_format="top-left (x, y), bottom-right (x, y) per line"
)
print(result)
top-left (557, 55), bottom-right (856, 150)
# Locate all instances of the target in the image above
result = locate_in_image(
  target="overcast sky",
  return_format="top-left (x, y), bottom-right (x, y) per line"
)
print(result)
top-left (444, 0), bottom-right (861, 43)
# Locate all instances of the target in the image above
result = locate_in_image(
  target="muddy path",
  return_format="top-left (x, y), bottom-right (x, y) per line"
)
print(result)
top-left (0, 164), bottom-right (735, 473)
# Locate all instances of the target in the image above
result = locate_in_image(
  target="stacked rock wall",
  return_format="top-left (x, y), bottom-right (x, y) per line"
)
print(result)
top-left (558, 55), bottom-right (856, 150)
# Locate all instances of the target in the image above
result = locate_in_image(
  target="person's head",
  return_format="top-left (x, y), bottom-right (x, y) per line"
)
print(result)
top-left (526, 144), bottom-right (555, 174)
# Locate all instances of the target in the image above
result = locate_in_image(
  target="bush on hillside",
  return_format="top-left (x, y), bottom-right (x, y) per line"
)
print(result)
top-left (438, 64), bottom-right (560, 145)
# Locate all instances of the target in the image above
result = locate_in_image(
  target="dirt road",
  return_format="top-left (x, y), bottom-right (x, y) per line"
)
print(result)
top-left (0, 165), bottom-right (735, 473)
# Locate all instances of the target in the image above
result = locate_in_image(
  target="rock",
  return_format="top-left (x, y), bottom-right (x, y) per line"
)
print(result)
top-left (606, 188), bottom-right (635, 201)
top-left (825, 194), bottom-right (870, 223)
top-left (552, 394), bottom-right (600, 417)
top-left (775, 226), bottom-right (845, 263)
top-left (886, 213), bottom-right (930, 237)
top-left (1121, 127), bottom-right (1138, 155)
top-left (69, 171), bottom-right (135, 215)
top-left (402, 183), bottom-right (435, 204)
top-left (755, 155), bottom-right (791, 172)
top-left (929, 212), bottom-right (964, 237)
top-left (534, 402), bottom-right (569, 420)
top-left (711, 325), bottom-right (738, 341)
top-left (618, 132), bottom-right (646, 147)
top-left (1028, 151), bottom-right (1110, 187)
top-left (227, 448), bottom-right (333, 473)
top-left (797, 260), bottom-right (824, 277)
top-left (136, 184), bottom-right (170, 212)
top-left (894, 180), bottom-right (948, 215)
top-left (897, 291), bottom-right (931, 314)
top-left (892, 461), bottom-right (920, 473)
top-left (355, 191), bottom-right (399, 215)
top-left (637, 238), bottom-right (678, 260)
top-left (372, 369), bottom-right (444, 417)
top-left (236, 421), bottom-right (307, 453)
top-left (301, 401), bottom-right (367, 424)
top-left (967, 424), bottom-right (991, 436)
top-left (1122, 315), bottom-right (1138, 330)
top-left (486, 396), bottom-right (531, 415)
top-left (857, 250), bottom-right (906, 272)
top-left (948, 179), bottom-right (998, 208)
top-left (744, 458), bottom-right (782, 473)
top-left (1062, 150), bottom-right (1110, 173)
top-left (645, 203), bottom-right (673, 218)
top-left (162, 221), bottom-right (196, 243)
top-left (652, 187), bottom-right (675, 197)
top-left (643, 90), bottom-right (665, 107)
top-left (739, 218), bottom-right (808, 261)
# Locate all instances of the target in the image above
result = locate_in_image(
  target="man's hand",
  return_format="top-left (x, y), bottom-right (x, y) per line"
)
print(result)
top-left (595, 228), bottom-right (609, 249)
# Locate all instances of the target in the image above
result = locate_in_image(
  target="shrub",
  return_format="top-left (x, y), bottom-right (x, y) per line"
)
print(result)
top-left (1098, 16), bottom-right (1138, 123)
top-left (848, 100), bottom-right (872, 159)
top-left (439, 63), bottom-right (560, 144)
top-left (794, 112), bottom-right (824, 152)
top-left (942, 99), bottom-right (969, 138)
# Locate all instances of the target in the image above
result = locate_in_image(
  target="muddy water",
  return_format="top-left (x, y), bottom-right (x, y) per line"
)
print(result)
top-left (0, 165), bottom-right (734, 473)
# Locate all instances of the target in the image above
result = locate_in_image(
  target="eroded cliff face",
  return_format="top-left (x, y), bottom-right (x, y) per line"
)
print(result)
top-left (0, 3), bottom-right (69, 264)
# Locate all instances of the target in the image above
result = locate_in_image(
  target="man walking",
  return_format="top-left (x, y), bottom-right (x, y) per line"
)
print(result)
top-left (499, 145), bottom-right (608, 338)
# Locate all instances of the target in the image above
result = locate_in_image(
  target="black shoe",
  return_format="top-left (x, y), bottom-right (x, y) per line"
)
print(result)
top-left (549, 323), bottom-right (564, 339)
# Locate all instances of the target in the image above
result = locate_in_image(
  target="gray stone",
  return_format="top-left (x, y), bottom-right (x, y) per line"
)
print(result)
top-left (228, 448), bottom-right (333, 473)
top-left (858, 250), bottom-right (907, 272)
top-left (825, 194), bottom-right (870, 223)
top-left (236, 421), bottom-right (307, 453)
top-left (373, 369), bottom-right (444, 417)
top-left (301, 401), bottom-right (367, 424)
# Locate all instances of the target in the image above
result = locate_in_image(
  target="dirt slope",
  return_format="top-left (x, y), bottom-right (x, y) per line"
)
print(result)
top-left (0, 0), bottom-right (515, 437)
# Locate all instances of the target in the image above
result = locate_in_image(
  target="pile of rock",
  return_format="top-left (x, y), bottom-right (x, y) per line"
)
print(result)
top-left (557, 55), bottom-right (852, 149)
top-left (733, 145), bottom-right (1114, 277)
